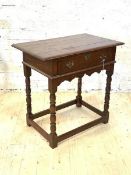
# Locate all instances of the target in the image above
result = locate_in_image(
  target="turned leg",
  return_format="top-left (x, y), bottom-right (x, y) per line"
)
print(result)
top-left (23, 64), bottom-right (32, 126)
top-left (103, 69), bottom-right (113, 124)
top-left (76, 77), bottom-right (82, 107)
top-left (48, 79), bottom-right (57, 148)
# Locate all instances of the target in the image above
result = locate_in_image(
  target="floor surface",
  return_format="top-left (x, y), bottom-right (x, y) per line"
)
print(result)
top-left (0, 91), bottom-right (131, 175)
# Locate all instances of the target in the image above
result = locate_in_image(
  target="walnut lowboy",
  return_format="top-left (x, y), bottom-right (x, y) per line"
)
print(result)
top-left (12, 34), bottom-right (124, 148)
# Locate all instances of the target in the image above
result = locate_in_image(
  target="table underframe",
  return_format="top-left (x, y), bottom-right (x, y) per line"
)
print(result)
top-left (23, 64), bottom-right (113, 149)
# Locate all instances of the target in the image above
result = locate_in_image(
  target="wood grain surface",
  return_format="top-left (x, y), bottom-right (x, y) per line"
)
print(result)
top-left (12, 34), bottom-right (124, 61)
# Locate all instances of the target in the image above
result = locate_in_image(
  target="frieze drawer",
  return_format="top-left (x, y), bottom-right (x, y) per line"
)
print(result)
top-left (57, 47), bottom-right (116, 75)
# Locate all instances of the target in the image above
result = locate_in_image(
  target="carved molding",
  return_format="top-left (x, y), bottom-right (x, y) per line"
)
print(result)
top-left (24, 65), bottom-right (32, 118)
top-left (25, 77), bottom-right (32, 116)
top-left (104, 70), bottom-right (113, 112)
top-left (76, 77), bottom-right (82, 107)
top-left (55, 68), bottom-right (103, 87)
top-left (50, 93), bottom-right (57, 135)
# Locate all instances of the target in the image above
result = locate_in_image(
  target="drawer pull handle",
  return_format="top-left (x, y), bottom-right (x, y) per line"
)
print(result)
top-left (100, 55), bottom-right (107, 70)
top-left (100, 55), bottom-right (107, 59)
top-left (66, 61), bottom-right (74, 69)
top-left (101, 58), bottom-right (106, 70)
top-left (84, 54), bottom-right (91, 61)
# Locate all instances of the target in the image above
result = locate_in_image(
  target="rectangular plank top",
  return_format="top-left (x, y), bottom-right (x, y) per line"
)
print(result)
top-left (12, 33), bottom-right (124, 61)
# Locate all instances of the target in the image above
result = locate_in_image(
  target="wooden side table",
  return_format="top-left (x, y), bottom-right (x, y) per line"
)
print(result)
top-left (12, 34), bottom-right (124, 148)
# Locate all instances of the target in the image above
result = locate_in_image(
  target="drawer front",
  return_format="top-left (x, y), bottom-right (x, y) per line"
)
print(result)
top-left (58, 47), bottom-right (116, 75)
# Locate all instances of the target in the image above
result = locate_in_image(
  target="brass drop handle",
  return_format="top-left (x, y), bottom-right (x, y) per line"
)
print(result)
top-left (100, 55), bottom-right (107, 69)
top-left (66, 61), bottom-right (74, 69)
top-left (84, 53), bottom-right (91, 61)
top-left (100, 55), bottom-right (107, 60)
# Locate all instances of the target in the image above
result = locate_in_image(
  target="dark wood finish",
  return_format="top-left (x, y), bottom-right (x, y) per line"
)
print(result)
top-left (23, 60), bottom-right (115, 79)
top-left (23, 53), bottom-right (58, 76)
top-left (22, 47), bottom-right (116, 77)
top-left (12, 33), bottom-right (124, 148)
top-left (102, 68), bottom-right (114, 124)
top-left (32, 99), bottom-right (76, 119)
top-left (23, 64), bottom-right (32, 126)
top-left (58, 117), bottom-right (103, 142)
top-left (48, 79), bottom-right (57, 148)
top-left (57, 47), bottom-right (116, 75)
top-left (82, 100), bottom-right (103, 116)
top-left (27, 118), bottom-right (49, 140)
top-left (12, 34), bottom-right (123, 61)
top-left (76, 77), bottom-right (82, 107)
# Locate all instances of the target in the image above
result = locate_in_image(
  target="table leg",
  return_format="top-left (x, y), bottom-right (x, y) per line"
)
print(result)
top-left (76, 77), bottom-right (82, 107)
top-left (103, 69), bottom-right (113, 124)
top-left (49, 80), bottom-right (58, 148)
top-left (23, 64), bottom-right (32, 126)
